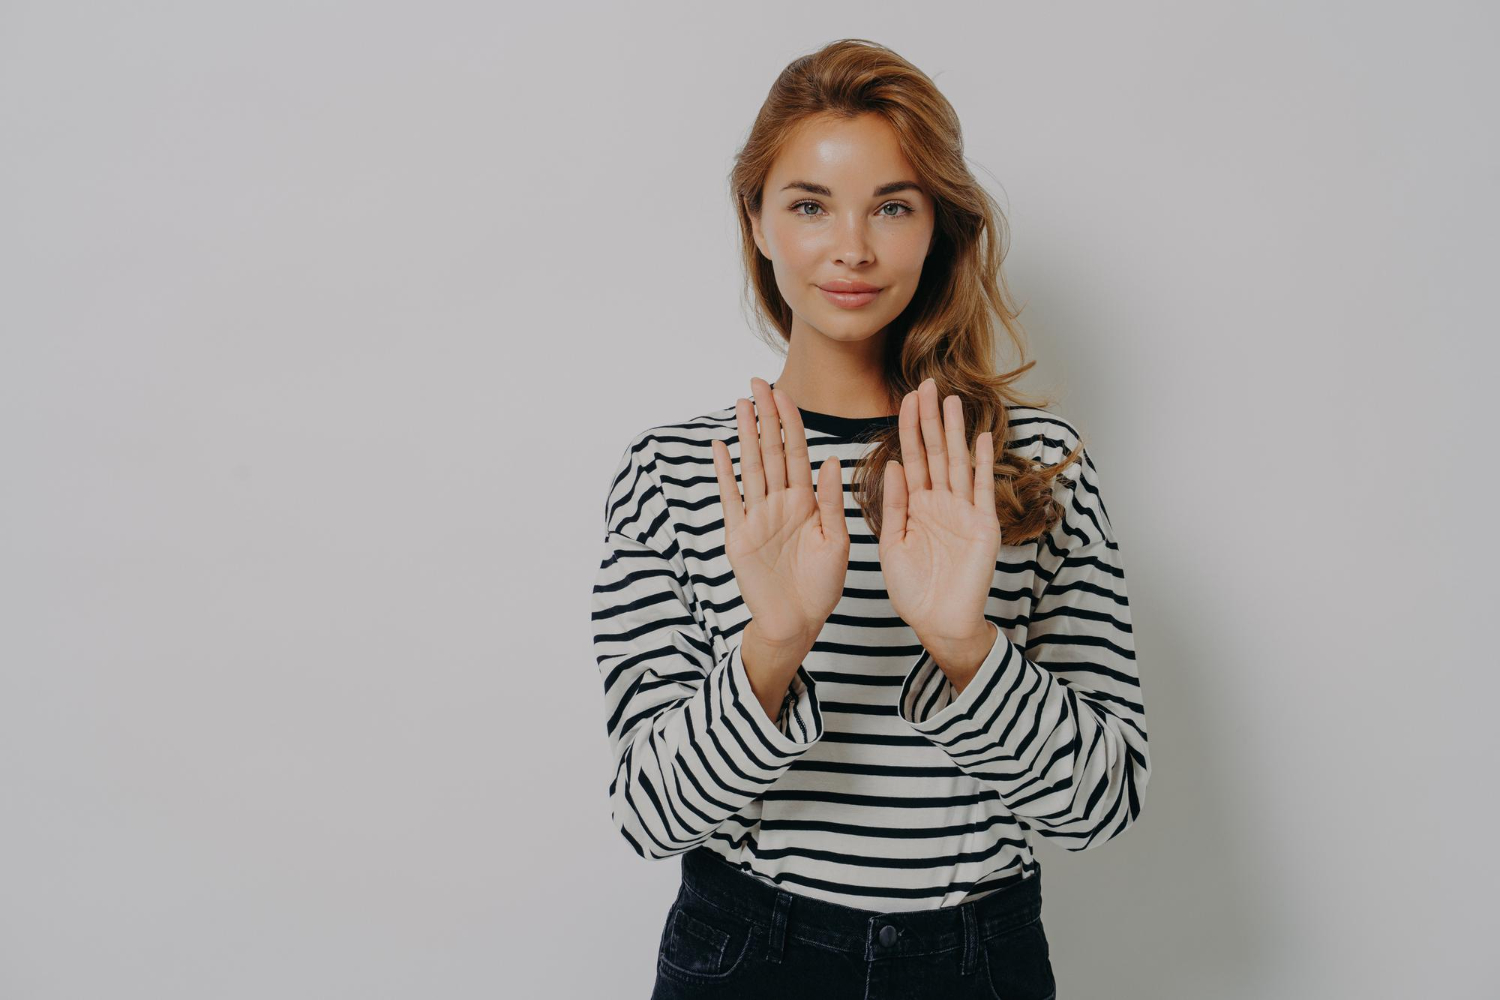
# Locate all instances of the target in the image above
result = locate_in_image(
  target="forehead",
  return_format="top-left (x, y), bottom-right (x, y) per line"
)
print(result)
top-left (767, 113), bottom-right (918, 192)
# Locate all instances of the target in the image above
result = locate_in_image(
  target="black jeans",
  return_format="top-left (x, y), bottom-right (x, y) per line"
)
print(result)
top-left (649, 847), bottom-right (1056, 1000)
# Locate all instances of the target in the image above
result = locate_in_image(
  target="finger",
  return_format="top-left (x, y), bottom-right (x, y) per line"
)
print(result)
top-left (815, 455), bottom-right (847, 544)
top-left (735, 397), bottom-right (766, 508)
top-left (897, 389), bottom-right (930, 491)
top-left (973, 431), bottom-right (996, 526)
top-left (918, 378), bottom-right (949, 491)
top-left (882, 459), bottom-right (908, 542)
top-left (749, 377), bottom-right (786, 493)
top-left (713, 439), bottom-right (745, 535)
top-left (945, 394), bottom-right (973, 504)
top-left (774, 386), bottom-right (813, 491)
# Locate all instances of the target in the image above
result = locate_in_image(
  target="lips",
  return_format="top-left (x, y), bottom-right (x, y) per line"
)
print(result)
top-left (817, 284), bottom-right (881, 309)
top-left (818, 280), bottom-right (881, 293)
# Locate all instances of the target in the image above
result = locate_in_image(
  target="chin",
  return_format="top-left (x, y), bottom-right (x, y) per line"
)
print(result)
top-left (811, 321), bottom-right (885, 344)
top-left (822, 312), bottom-right (894, 340)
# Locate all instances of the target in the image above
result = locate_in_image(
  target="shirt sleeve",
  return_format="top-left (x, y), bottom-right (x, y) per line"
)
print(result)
top-left (591, 430), bottom-right (824, 860)
top-left (895, 440), bottom-right (1150, 851)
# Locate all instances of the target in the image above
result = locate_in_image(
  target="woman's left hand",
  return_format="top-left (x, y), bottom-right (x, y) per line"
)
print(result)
top-left (879, 379), bottom-right (1001, 671)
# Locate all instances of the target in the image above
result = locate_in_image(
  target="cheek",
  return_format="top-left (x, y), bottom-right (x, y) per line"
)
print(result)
top-left (884, 228), bottom-right (933, 271)
top-left (773, 229), bottom-right (826, 275)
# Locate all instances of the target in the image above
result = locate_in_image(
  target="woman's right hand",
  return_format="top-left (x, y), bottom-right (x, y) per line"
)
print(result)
top-left (711, 378), bottom-right (849, 652)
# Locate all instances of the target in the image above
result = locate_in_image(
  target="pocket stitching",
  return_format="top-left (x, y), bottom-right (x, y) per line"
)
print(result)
top-left (979, 914), bottom-right (1055, 1000)
top-left (981, 911), bottom-right (1041, 945)
top-left (669, 909), bottom-right (728, 965)
top-left (657, 906), bottom-right (755, 983)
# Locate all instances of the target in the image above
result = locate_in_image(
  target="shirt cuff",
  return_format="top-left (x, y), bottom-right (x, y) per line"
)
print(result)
top-left (726, 640), bottom-right (824, 753)
top-left (897, 621), bottom-right (1018, 735)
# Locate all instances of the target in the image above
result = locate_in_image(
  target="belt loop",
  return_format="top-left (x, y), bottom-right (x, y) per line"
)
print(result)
top-left (959, 901), bottom-right (980, 976)
top-left (764, 889), bottom-right (793, 964)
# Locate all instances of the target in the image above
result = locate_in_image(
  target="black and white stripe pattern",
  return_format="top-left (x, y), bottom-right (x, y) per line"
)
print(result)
top-left (591, 400), bottom-right (1149, 910)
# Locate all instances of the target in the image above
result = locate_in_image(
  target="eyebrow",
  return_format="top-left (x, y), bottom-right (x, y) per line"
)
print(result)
top-left (779, 180), bottom-right (922, 197)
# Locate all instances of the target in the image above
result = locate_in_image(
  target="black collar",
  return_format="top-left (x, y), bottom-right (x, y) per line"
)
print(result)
top-left (794, 407), bottom-right (899, 438)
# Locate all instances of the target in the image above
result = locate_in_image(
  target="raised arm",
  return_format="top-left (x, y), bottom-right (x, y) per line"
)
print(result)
top-left (591, 380), bottom-right (849, 859)
top-left (897, 441), bottom-right (1150, 851)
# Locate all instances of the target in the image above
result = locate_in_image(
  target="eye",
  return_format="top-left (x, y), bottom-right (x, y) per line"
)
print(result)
top-left (787, 200), bottom-right (916, 218)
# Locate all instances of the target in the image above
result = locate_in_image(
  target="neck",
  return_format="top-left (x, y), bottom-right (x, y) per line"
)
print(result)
top-left (772, 318), bottom-right (897, 419)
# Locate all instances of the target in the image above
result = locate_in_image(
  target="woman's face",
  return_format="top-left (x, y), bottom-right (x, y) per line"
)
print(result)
top-left (750, 112), bottom-right (937, 346)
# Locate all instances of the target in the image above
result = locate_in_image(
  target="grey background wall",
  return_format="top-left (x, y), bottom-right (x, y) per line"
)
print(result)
top-left (2, 2), bottom-right (1493, 997)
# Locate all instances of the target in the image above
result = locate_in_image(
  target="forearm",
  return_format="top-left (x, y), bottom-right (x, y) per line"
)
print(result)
top-left (740, 617), bottom-right (818, 723)
top-left (898, 625), bottom-right (1149, 849)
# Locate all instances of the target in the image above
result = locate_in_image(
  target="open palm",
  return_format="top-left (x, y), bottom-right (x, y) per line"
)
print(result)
top-left (879, 381), bottom-right (1002, 644)
top-left (712, 379), bottom-right (849, 648)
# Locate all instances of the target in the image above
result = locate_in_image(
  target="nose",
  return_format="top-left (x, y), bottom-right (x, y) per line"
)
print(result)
top-left (833, 216), bottom-right (873, 268)
top-left (833, 241), bottom-right (873, 267)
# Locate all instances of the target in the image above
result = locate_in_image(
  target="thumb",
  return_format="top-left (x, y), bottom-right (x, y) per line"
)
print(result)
top-left (815, 455), bottom-right (848, 544)
top-left (882, 459), bottom-right (908, 543)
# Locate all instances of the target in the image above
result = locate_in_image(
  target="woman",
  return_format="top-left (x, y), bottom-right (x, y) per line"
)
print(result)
top-left (591, 38), bottom-right (1149, 999)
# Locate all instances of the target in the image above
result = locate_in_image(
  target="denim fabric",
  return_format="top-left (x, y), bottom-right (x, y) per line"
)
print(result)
top-left (649, 848), bottom-right (1056, 1000)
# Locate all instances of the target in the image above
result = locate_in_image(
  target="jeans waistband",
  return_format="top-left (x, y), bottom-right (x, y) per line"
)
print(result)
top-left (679, 847), bottom-right (1043, 960)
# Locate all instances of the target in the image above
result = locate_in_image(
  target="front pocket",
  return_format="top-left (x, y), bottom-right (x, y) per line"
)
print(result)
top-left (981, 915), bottom-right (1056, 1000)
top-left (656, 892), bottom-right (757, 983)
top-left (661, 907), bottom-right (731, 975)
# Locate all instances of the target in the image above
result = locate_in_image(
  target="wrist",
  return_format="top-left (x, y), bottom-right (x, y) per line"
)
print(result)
top-left (745, 617), bottom-right (819, 656)
top-left (742, 619), bottom-right (818, 722)
top-left (920, 620), bottom-right (999, 691)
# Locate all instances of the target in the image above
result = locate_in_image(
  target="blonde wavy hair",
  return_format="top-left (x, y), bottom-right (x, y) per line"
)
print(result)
top-left (730, 38), bottom-right (1085, 544)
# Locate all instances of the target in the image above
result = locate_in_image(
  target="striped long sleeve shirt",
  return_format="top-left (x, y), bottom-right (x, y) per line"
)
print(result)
top-left (590, 398), bottom-right (1149, 911)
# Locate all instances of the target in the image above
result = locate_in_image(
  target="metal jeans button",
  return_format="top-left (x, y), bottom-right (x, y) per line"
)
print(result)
top-left (878, 923), bottom-right (898, 946)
